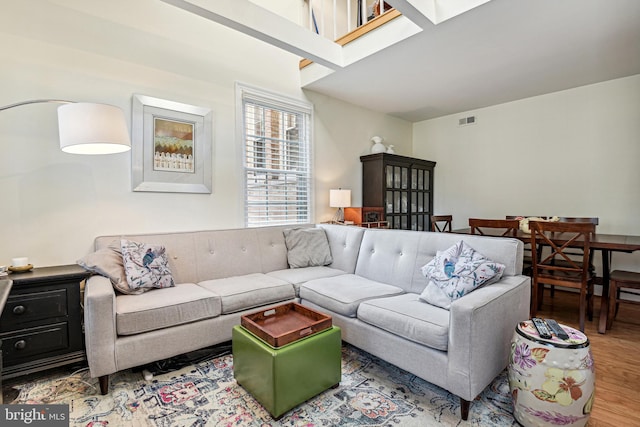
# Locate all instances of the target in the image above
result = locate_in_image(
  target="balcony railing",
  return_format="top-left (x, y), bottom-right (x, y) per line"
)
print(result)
top-left (304, 0), bottom-right (394, 40)
top-left (300, 1), bottom-right (401, 69)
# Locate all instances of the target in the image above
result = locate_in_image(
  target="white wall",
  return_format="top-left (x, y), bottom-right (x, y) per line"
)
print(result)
top-left (306, 89), bottom-right (413, 214)
top-left (0, 0), bottom-right (412, 267)
top-left (413, 74), bottom-right (640, 271)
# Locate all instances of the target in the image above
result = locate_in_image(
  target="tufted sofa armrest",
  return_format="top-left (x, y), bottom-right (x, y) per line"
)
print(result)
top-left (447, 275), bottom-right (531, 401)
top-left (84, 275), bottom-right (118, 378)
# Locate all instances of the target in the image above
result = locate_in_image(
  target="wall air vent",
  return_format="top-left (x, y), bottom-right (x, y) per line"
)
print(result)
top-left (459, 115), bottom-right (476, 126)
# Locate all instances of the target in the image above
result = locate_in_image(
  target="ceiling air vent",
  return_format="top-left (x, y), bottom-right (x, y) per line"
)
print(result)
top-left (459, 115), bottom-right (476, 126)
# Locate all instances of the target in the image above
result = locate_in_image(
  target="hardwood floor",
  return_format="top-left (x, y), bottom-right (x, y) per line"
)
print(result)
top-left (535, 290), bottom-right (640, 426)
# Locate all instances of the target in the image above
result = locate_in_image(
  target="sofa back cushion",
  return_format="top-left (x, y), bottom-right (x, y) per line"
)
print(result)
top-left (95, 225), bottom-right (312, 284)
top-left (317, 224), bottom-right (365, 274)
top-left (355, 229), bottom-right (523, 294)
top-left (355, 229), bottom-right (423, 292)
top-left (95, 232), bottom-right (200, 285)
top-left (193, 227), bottom-right (293, 280)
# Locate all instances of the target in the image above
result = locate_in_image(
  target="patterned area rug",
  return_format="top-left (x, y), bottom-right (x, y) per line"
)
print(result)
top-left (11, 344), bottom-right (517, 426)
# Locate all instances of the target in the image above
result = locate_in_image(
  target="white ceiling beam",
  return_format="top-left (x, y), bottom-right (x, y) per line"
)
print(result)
top-left (389, 0), bottom-right (437, 26)
top-left (434, 0), bottom-right (493, 24)
top-left (391, 0), bottom-right (494, 26)
top-left (159, 0), bottom-right (344, 69)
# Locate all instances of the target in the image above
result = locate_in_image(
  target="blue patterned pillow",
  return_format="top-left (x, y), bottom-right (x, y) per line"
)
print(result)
top-left (121, 239), bottom-right (175, 290)
top-left (419, 240), bottom-right (505, 309)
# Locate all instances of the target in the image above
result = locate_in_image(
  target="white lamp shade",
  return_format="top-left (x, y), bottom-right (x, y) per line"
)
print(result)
top-left (57, 103), bottom-right (131, 154)
top-left (329, 189), bottom-right (351, 208)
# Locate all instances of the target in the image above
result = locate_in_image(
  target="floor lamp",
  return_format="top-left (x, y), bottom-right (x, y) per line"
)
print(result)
top-left (0, 99), bottom-right (131, 154)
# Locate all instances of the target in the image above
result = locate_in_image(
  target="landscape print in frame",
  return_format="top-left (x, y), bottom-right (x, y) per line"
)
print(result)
top-left (153, 118), bottom-right (195, 173)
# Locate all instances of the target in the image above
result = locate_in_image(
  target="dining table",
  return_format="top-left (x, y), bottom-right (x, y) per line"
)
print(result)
top-left (453, 227), bottom-right (640, 333)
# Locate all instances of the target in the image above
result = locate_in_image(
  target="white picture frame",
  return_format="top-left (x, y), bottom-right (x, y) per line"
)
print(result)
top-left (132, 94), bottom-right (212, 193)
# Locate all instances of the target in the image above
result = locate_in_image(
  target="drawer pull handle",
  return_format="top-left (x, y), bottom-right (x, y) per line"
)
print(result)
top-left (14, 340), bottom-right (26, 350)
top-left (13, 305), bottom-right (26, 315)
top-left (299, 327), bottom-right (313, 336)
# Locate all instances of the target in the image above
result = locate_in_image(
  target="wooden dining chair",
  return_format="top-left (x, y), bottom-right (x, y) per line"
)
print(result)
top-left (505, 216), bottom-right (548, 276)
top-left (529, 220), bottom-right (596, 332)
top-left (606, 270), bottom-right (640, 330)
top-left (550, 217), bottom-right (599, 295)
top-left (431, 215), bottom-right (453, 232)
top-left (469, 218), bottom-right (519, 237)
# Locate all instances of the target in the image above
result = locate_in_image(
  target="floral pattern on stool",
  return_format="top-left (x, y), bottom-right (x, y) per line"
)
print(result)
top-left (508, 320), bottom-right (594, 427)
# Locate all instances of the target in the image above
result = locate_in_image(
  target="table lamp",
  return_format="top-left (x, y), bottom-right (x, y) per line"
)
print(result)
top-left (329, 188), bottom-right (351, 223)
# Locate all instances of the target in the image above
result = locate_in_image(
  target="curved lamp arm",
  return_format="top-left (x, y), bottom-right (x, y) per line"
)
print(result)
top-left (0, 99), bottom-right (74, 111)
top-left (0, 99), bottom-right (131, 155)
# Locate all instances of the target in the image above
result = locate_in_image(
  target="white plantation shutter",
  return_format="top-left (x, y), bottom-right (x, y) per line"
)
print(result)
top-left (238, 84), bottom-right (313, 227)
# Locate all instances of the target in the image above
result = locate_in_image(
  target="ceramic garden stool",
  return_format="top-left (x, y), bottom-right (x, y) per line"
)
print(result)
top-left (508, 320), bottom-right (594, 427)
top-left (232, 325), bottom-right (341, 420)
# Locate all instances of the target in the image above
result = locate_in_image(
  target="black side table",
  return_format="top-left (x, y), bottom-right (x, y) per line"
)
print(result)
top-left (0, 278), bottom-right (13, 403)
top-left (0, 265), bottom-right (89, 380)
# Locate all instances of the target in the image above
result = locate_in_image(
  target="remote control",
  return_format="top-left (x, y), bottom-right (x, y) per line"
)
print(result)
top-left (531, 317), bottom-right (552, 339)
top-left (545, 318), bottom-right (569, 340)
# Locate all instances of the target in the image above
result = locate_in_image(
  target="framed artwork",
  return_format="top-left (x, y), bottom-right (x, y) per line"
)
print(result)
top-left (132, 94), bottom-right (212, 193)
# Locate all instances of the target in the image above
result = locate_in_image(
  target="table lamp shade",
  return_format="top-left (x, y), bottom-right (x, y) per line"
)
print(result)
top-left (329, 189), bottom-right (351, 208)
top-left (58, 103), bottom-right (131, 154)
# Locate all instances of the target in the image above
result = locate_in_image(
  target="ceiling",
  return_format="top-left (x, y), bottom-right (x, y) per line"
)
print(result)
top-left (300, 0), bottom-right (640, 122)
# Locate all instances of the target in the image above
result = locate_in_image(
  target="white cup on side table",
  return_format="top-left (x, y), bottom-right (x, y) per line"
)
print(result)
top-left (11, 257), bottom-right (29, 267)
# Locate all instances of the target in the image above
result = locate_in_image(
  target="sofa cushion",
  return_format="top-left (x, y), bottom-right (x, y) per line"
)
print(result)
top-left (198, 273), bottom-right (295, 314)
top-left (354, 229), bottom-right (422, 292)
top-left (419, 240), bottom-right (505, 310)
top-left (317, 224), bottom-right (366, 274)
top-left (121, 239), bottom-right (175, 290)
top-left (77, 243), bottom-right (145, 295)
top-left (357, 293), bottom-right (450, 351)
top-left (284, 227), bottom-right (333, 268)
top-left (115, 283), bottom-right (221, 335)
top-left (267, 266), bottom-right (346, 296)
top-left (300, 274), bottom-right (404, 318)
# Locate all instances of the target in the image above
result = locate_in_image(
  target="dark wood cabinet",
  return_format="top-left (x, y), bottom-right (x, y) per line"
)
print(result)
top-left (360, 153), bottom-right (436, 231)
top-left (0, 265), bottom-right (89, 379)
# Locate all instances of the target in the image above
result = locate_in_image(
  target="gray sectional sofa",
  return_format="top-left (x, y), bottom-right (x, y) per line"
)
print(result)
top-left (82, 223), bottom-right (530, 420)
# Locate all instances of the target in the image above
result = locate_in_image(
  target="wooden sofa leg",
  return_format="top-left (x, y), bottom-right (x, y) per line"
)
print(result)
top-left (460, 398), bottom-right (470, 420)
top-left (99, 375), bottom-right (109, 395)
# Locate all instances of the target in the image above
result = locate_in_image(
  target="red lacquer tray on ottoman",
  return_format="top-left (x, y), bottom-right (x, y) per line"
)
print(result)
top-left (240, 302), bottom-right (332, 348)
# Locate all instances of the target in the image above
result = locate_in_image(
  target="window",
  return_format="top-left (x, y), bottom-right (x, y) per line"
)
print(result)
top-left (237, 83), bottom-right (313, 227)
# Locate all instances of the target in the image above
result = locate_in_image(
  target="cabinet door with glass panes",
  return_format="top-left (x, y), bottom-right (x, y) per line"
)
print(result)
top-left (361, 153), bottom-right (436, 231)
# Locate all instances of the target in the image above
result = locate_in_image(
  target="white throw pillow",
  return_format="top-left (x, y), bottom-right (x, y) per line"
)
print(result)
top-left (121, 239), bottom-right (175, 290)
top-left (419, 240), bottom-right (505, 309)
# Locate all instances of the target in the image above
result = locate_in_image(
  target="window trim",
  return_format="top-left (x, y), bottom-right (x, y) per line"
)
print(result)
top-left (235, 82), bottom-right (314, 227)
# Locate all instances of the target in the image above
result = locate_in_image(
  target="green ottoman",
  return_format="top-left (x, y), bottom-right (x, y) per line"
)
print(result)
top-left (232, 325), bottom-right (341, 419)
